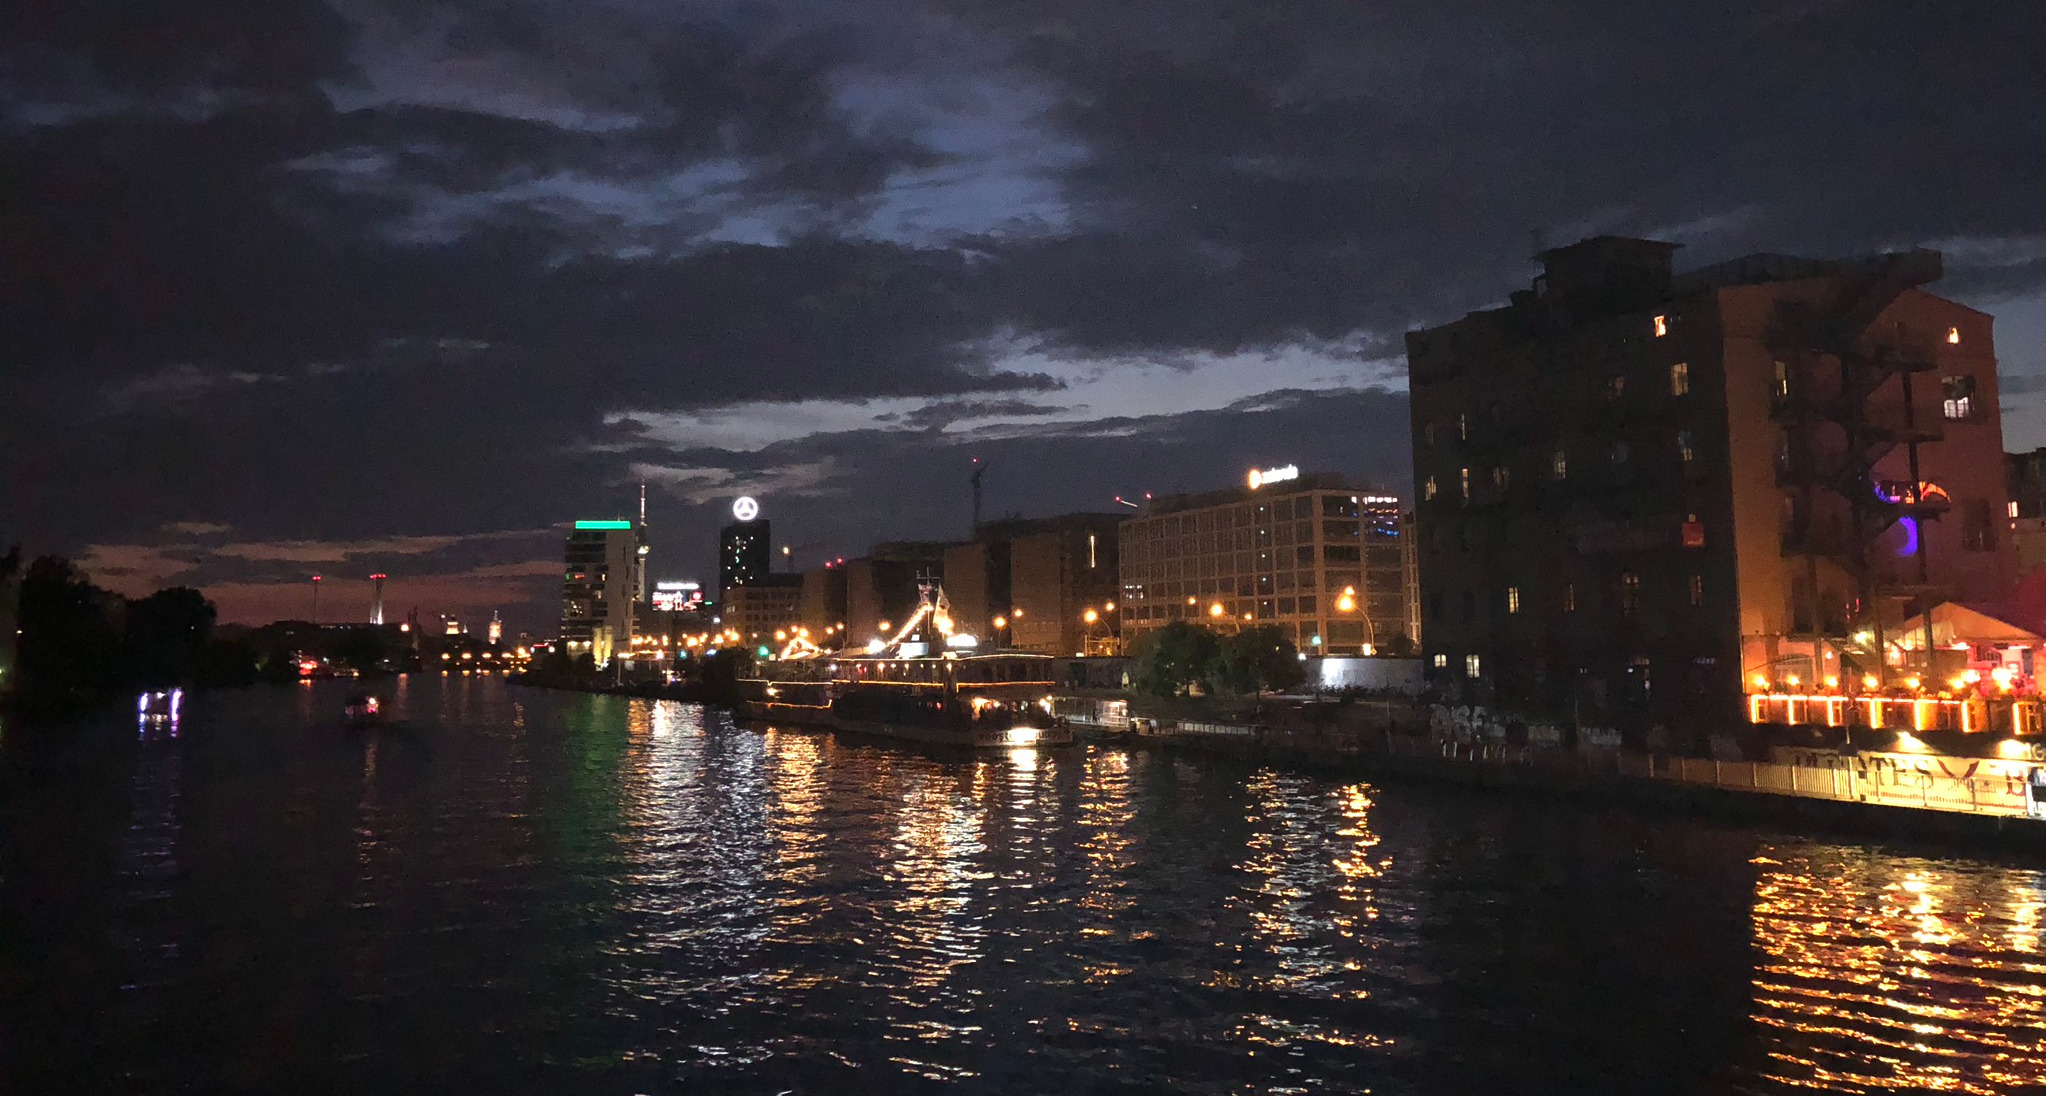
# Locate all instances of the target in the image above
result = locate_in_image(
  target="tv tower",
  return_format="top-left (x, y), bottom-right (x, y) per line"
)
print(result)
top-left (370, 573), bottom-right (387, 626)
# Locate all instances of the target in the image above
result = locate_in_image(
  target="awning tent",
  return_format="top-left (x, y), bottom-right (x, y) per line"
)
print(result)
top-left (1889, 602), bottom-right (2042, 650)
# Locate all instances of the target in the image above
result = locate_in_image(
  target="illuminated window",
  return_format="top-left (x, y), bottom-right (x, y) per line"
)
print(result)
top-left (1552, 450), bottom-right (1568, 480)
top-left (1653, 315), bottom-right (1669, 337)
top-left (1424, 475), bottom-right (1438, 501)
top-left (1465, 654), bottom-right (1482, 678)
top-left (1459, 467), bottom-right (1470, 501)
top-left (1941, 375), bottom-right (1976, 420)
top-left (1620, 572), bottom-right (1642, 615)
top-left (1688, 573), bottom-right (1703, 606)
top-left (1088, 533), bottom-right (1098, 569)
top-left (1563, 583), bottom-right (1576, 612)
top-left (2012, 500), bottom-right (2022, 519)
top-left (1433, 653), bottom-right (1448, 669)
top-left (1507, 587), bottom-right (1521, 614)
top-left (1669, 362), bottom-right (1689, 396)
top-left (1772, 360), bottom-right (1790, 399)
top-left (1676, 430), bottom-right (1695, 465)
top-left (1458, 413), bottom-right (1469, 441)
top-left (1948, 326), bottom-right (1961, 345)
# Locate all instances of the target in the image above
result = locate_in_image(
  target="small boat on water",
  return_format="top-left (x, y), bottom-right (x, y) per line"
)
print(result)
top-left (138, 689), bottom-right (183, 722)
top-left (736, 581), bottom-right (1073, 748)
top-left (343, 692), bottom-right (384, 726)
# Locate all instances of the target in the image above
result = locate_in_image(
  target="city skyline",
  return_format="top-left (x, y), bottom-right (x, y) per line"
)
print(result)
top-left (6, 2), bottom-right (2043, 631)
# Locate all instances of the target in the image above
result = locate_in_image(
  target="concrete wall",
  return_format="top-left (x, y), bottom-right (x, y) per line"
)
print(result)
top-left (1311, 656), bottom-right (1424, 694)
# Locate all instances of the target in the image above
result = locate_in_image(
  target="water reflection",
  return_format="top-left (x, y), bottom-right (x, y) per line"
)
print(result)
top-left (1751, 846), bottom-right (2046, 1092)
top-left (16, 679), bottom-right (2046, 1095)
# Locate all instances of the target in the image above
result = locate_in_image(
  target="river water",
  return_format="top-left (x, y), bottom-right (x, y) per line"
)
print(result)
top-left (4, 677), bottom-right (2043, 1094)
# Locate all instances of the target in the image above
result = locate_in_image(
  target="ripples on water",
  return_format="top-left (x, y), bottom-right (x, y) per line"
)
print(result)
top-left (3, 677), bottom-right (2044, 1094)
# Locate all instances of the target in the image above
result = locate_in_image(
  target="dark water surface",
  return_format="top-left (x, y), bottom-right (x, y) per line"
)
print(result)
top-left (5, 678), bottom-right (2044, 1094)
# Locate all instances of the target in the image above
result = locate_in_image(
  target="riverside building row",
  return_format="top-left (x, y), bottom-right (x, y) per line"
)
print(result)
top-left (557, 479), bottom-right (1420, 661)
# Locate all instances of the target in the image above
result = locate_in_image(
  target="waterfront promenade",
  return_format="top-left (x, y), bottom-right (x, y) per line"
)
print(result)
top-left (1059, 696), bottom-right (2046, 845)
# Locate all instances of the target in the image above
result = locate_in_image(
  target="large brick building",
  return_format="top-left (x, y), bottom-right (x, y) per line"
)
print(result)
top-left (1408, 236), bottom-right (2014, 740)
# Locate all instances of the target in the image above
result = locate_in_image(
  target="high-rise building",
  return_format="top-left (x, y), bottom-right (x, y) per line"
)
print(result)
top-left (561, 519), bottom-right (643, 664)
top-left (719, 513), bottom-right (771, 597)
top-left (1119, 471), bottom-right (1408, 656)
top-left (487, 611), bottom-right (502, 645)
top-left (370, 573), bottom-right (386, 626)
top-left (1408, 236), bottom-right (2014, 740)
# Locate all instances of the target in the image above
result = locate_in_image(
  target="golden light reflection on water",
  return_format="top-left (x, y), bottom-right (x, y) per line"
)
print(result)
top-left (1750, 848), bottom-right (2046, 1093)
top-left (1217, 769), bottom-right (1397, 1060)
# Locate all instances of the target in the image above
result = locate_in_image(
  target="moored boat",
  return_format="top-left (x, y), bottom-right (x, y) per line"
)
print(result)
top-left (734, 581), bottom-right (1073, 748)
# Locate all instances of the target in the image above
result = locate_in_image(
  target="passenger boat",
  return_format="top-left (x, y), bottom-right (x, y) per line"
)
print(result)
top-left (735, 582), bottom-right (1073, 748)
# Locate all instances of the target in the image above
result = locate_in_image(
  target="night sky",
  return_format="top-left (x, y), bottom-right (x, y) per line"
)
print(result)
top-left (6, 1), bottom-right (2044, 632)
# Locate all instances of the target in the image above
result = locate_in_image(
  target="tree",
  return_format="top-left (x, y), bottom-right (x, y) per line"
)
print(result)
top-left (328, 626), bottom-right (400, 675)
top-left (15, 556), bottom-right (124, 709)
top-left (1209, 626), bottom-right (1306, 695)
top-left (1382, 632), bottom-right (1418, 658)
top-left (124, 586), bottom-right (217, 687)
top-left (1131, 621), bottom-right (1221, 697)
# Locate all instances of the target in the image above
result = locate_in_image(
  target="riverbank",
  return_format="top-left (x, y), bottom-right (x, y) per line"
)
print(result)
top-left (1100, 702), bottom-right (2046, 853)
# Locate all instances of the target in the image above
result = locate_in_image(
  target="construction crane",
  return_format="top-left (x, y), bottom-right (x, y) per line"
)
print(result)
top-left (970, 457), bottom-right (989, 536)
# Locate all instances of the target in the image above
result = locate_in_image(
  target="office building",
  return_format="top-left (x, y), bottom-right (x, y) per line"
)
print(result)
top-left (719, 514), bottom-right (771, 596)
top-left (800, 563), bottom-right (849, 642)
top-left (844, 542), bottom-right (949, 645)
top-left (643, 581), bottom-right (713, 647)
top-left (1409, 236), bottom-right (2015, 739)
top-left (1119, 471), bottom-right (1408, 656)
top-left (561, 519), bottom-right (643, 664)
top-left (721, 575), bottom-right (804, 647)
top-left (939, 515), bottom-right (1123, 655)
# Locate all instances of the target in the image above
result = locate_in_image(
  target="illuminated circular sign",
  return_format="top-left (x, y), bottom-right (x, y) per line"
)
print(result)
top-left (732, 496), bottom-right (760, 522)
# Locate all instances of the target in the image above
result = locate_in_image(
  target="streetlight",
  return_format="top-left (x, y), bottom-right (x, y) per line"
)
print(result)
top-left (1209, 602), bottom-right (1225, 618)
top-left (1083, 608), bottom-right (1099, 624)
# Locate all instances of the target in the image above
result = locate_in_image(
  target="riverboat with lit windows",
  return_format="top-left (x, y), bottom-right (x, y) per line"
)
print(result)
top-left (735, 582), bottom-right (1073, 748)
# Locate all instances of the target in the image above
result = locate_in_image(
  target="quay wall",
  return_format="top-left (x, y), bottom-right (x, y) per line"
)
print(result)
top-left (1057, 695), bottom-right (2046, 852)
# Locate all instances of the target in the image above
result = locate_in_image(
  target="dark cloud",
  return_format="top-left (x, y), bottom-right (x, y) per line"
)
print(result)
top-left (3, 0), bottom-right (2041, 624)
